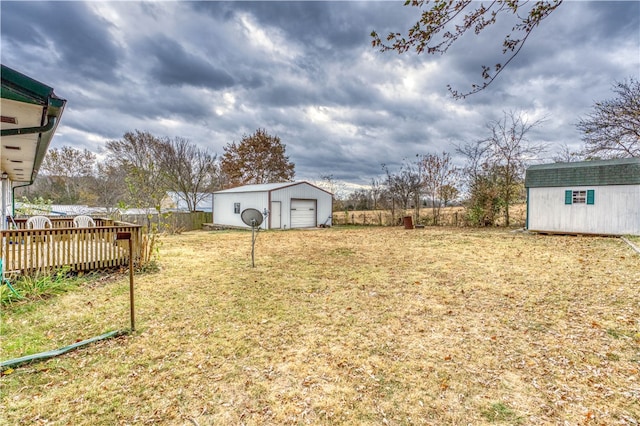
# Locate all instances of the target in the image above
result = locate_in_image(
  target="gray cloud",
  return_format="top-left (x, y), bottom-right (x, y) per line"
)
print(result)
top-left (142, 35), bottom-right (236, 89)
top-left (1, 2), bottom-right (120, 82)
top-left (1, 1), bottom-right (638, 186)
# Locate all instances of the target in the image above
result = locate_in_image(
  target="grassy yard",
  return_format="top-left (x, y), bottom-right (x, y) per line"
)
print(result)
top-left (1, 227), bottom-right (639, 425)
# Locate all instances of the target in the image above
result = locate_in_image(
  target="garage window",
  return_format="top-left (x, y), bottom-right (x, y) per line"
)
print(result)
top-left (234, 203), bottom-right (240, 214)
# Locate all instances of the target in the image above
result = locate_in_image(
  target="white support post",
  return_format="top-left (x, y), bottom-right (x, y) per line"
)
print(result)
top-left (1, 172), bottom-right (8, 231)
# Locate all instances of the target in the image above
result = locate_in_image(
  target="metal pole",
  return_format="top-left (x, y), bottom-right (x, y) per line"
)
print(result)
top-left (129, 237), bottom-right (135, 331)
top-left (117, 232), bottom-right (135, 332)
top-left (251, 226), bottom-right (255, 268)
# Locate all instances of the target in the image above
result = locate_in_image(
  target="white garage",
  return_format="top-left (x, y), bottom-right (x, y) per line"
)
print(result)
top-left (213, 181), bottom-right (333, 230)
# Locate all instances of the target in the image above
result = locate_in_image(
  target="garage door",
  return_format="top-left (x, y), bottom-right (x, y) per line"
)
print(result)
top-left (290, 199), bottom-right (316, 228)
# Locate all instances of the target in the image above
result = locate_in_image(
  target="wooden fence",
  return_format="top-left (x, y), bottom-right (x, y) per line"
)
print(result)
top-left (1, 222), bottom-right (142, 275)
top-left (118, 211), bottom-right (212, 232)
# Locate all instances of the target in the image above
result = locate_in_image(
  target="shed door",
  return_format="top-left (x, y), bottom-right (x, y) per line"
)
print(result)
top-left (290, 199), bottom-right (316, 228)
top-left (270, 201), bottom-right (281, 229)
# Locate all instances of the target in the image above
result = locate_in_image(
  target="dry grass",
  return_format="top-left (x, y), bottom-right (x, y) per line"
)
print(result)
top-left (1, 227), bottom-right (639, 425)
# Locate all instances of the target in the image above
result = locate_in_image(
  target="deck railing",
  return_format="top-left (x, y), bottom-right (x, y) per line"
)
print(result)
top-left (9, 217), bottom-right (115, 230)
top-left (1, 222), bottom-right (142, 275)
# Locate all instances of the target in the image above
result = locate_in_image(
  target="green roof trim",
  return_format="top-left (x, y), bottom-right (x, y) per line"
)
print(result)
top-left (1, 64), bottom-right (67, 184)
top-left (525, 158), bottom-right (640, 187)
top-left (1, 64), bottom-right (64, 107)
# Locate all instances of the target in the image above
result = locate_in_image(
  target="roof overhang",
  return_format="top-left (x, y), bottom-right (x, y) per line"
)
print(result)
top-left (1, 64), bottom-right (66, 184)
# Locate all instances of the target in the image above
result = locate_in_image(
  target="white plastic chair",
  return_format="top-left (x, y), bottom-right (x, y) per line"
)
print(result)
top-left (26, 216), bottom-right (52, 229)
top-left (73, 215), bottom-right (96, 228)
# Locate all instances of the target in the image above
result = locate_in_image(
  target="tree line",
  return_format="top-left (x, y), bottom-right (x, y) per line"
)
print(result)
top-left (19, 78), bottom-right (639, 226)
top-left (333, 78), bottom-right (639, 227)
top-left (18, 129), bottom-right (295, 213)
top-left (334, 110), bottom-right (544, 227)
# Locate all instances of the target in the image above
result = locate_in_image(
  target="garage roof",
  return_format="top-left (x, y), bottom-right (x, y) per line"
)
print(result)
top-left (525, 158), bottom-right (640, 188)
top-left (215, 181), bottom-right (332, 195)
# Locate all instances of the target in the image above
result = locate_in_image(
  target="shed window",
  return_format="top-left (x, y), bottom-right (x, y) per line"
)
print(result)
top-left (234, 203), bottom-right (240, 214)
top-left (573, 190), bottom-right (587, 204)
top-left (564, 189), bottom-right (595, 205)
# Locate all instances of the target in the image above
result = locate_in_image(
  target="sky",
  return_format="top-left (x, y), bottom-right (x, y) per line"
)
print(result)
top-left (1, 1), bottom-right (639, 187)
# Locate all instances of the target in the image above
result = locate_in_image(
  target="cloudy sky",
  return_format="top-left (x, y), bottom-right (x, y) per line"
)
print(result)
top-left (2, 1), bottom-right (638, 186)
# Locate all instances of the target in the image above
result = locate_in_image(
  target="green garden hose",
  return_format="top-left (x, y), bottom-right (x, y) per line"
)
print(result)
top-left (1, 329), bottom-right (128, 371)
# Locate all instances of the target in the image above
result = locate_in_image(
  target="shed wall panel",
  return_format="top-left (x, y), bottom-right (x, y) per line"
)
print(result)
top-left (271, 183), bottom-right (332, 229)
top-left (213, 192), bottom-right (269, 229)
top-left (528, 185), bottom-right (640, 235)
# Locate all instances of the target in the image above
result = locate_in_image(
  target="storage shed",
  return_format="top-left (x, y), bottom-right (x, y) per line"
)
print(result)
top-left (525, 158), bottom-right (640, 235)
top-left (213, 181), bottom-right (333, 230)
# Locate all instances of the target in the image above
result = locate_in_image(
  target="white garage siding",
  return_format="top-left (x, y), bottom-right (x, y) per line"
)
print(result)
top-left (270, 182), bottom-right (333, 229)
top-left (213, 181), bottom-right (333, 230)
top-left (290, 199), bottom-right (316, 228)
top-left (213, 191), bottom-right (270, 229)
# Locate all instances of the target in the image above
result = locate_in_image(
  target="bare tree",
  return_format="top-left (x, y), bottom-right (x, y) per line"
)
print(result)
top-left (483, 111), bottom-right (546, 226)
top-left (420, 152), bottom-right (458, 225)
top-left (39, 146), bottom-right (96, 203)
top-left (90, 158), bottom-right (127, 214)
top-left (458, 111), bottom-right (545, 226)
top-left (371, 0), bottom-right (563, 98)
top-left (318, 174), bottom-right (346, 210)
top-left (383, 161), bottom-right (421, 223)
top-left (552, 143), bottom-right (584, 163)
top-left (161, 137), bottom-right (219, 211)
top-left (577, 78), bottom-right (640, 159)
top-left (369, 177), bottom-right (385, 210)
top-left (106, 130), bottom-right (170, 213)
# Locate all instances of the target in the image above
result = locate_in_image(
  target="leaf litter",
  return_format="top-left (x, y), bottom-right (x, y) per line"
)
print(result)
top-left (1, 227), bottom-right (638, 425)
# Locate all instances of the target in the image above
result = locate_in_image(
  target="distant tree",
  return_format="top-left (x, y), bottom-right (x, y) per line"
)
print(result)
top-left (440, 184), bottom-right (459, 207)
top-left (420, 152), bottom-right (458, 225)
top-left (577, 78), bottom-right (640, 159)
top-left (553, 143), bottom-right (584, 163)
top-left (221, 129), bottom-right (295, 187)
top-left (89, 158), bottom-right (128, 213)
top-left (106, 130), bottom-right (170, 212)
top-left (383, 161), bottom-right (421, 223)
top-left (318, 174), bottom-right (347, 210)
top-left (371, 0), bottom-right (563, 98)
top-left (484, 111), bottom-right (545, 226)
top-left (351, 192), bottom-right (366, 212)
top-left (38, 146), bottom-right (96, 204)
top-left (369, 177), bottom-right (385, 210)
top-left (160, 137), bottom-right (220, 211)
top-left (15, 195), bottom-right (52, 216)
top-left (458, 111), bottom-right (545, 226)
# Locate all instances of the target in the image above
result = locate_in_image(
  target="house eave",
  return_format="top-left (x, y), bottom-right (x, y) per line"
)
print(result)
top-left (1, 64), bottom-right (66, 184)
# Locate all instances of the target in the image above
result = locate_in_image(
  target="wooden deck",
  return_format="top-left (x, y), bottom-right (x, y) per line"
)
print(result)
top-left (1, 219), bottom-right (142, 275)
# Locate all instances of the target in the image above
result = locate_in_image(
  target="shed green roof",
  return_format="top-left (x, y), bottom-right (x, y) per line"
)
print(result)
top-left (525, 158), bottom-right (640, 188)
